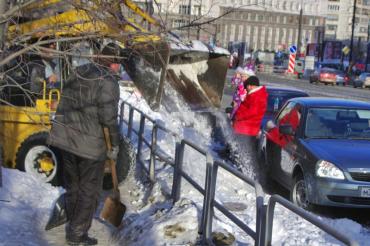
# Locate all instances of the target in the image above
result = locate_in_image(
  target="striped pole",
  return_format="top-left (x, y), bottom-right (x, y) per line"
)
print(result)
top-left (287, 53), bottom-right (296, 73)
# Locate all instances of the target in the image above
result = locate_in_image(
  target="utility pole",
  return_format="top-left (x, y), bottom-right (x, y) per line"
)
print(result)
top-left (349, 0), bottom-right (357, 68)
top-left (297, 6), bottom-right (303, 58)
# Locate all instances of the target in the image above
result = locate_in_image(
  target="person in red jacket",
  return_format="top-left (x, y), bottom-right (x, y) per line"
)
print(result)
top-left (232, 76), bottom-right (268, 179)
top-left (233, 76), bottom-right (268, 138)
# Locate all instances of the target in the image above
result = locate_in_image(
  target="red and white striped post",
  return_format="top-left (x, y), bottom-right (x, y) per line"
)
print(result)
top-left (287, 45), bottom-right (297, 74)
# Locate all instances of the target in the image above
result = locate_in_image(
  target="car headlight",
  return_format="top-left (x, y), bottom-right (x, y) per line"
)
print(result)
top-left (316, 160), bottom-right (345, 180)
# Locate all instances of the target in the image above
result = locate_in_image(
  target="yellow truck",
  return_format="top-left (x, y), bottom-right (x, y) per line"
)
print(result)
top-left (0, 0), bottom-right (229, 185)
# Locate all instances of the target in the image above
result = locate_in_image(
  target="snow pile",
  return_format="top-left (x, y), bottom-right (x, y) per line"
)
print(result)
top-left (0, 168), bottom-right (63, 245)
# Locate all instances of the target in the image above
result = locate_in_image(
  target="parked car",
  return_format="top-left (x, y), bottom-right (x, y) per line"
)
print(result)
top-left (355, 72), bottom-right (370, 88)
top-left (262, 87), bottom-right (309, 129)
top-left (259, 97), bottom-right (370, 209)
top-left (309, 68), bottom-right (349, 86)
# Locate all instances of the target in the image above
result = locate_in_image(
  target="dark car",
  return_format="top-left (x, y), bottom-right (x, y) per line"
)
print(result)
top-left (309, 68), bottom-right (349, 86)
top-left (262, 87), bottom-right (309, 129)
top-left (259, 97), bottom-right (370, 209)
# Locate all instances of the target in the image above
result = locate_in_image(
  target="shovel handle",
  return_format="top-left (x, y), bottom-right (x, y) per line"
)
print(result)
top-left (103, 127), bottom-right (119, 192)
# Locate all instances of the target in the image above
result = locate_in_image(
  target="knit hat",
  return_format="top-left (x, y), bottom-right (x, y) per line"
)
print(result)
top-left (240, 68), bottom-right (255, 76)
top-left (235, 66), bottom-right (244, 74)
top-left (244, 75), bottom-right (260, 87)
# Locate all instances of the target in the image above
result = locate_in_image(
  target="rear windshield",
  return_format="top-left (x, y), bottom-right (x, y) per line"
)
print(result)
top-left (267, 93), bottom-right (307, 113)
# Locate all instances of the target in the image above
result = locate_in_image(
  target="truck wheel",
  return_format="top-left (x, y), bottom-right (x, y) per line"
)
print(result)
top-left (103, 136), bottom-right (135, 190)
top-left (16, 132), bottom-right (63, 186)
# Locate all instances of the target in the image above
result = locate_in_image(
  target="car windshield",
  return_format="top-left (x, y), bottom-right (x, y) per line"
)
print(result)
top-left (305, 108), bottom-right (370, 139)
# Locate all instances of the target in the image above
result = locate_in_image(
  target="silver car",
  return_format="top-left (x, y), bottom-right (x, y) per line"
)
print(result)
top-left (357, 72), bottom-right (370, 88)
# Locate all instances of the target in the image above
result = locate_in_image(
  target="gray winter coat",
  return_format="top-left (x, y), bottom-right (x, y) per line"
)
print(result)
top-left (48, 63), bottom-right (120, 160)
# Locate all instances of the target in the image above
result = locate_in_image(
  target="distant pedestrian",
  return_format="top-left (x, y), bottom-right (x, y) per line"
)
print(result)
top-left (228, 68), bottom-right (255, 120)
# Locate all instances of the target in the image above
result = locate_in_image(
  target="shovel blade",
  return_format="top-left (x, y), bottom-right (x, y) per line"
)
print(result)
top-left (45, 193), bottom-right (68, 231)
top-left (100, 196), bottom-right (126, 227)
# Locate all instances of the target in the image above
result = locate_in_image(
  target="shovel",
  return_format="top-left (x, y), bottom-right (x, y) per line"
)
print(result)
top-left (99, 127), bottom-right (126, 227)
top-left (45, 193), bottom-right (68, 231)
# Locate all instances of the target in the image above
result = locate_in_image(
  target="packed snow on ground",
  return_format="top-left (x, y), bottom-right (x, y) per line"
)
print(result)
top-left (1, 85), bottom-right (370, 245)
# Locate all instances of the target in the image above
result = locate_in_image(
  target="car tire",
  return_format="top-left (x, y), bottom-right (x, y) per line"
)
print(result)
top-left (103, 136), bottom-right (136, 190)
top-left (15, 132), bottom-right (63, 186)
top-left (290, 172), bottom-right (313, 210)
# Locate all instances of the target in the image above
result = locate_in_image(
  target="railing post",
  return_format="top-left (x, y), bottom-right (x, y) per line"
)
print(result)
top-left (171, 141), bottom-right (184, 203)
top-left (127, 107), bottom-right (134, 139)
top-left (136, 114), bottom-right (146, 162)
top-left (255, 195), bottom-right (267, 246)
top-left (201, 155), bottom-right (218, 244)
top-left (149, 124), bottom-right (158, 182)
top-left (264, 199), bottom-right (276, 246)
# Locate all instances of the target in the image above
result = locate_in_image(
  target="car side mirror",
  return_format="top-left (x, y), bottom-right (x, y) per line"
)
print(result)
top-left (279, 124), bottom-right (294, 135)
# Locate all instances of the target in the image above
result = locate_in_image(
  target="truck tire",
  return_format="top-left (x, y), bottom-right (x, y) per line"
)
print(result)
top-left (103, 136), bottom-right (136, 190)
top-left (15, 132), bottom-right (63, 186)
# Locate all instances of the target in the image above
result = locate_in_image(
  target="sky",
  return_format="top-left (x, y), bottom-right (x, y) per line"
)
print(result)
top-left (0, 86), bottom-right (369, 246)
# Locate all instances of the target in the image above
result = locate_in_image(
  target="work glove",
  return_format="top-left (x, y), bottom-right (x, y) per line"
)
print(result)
top-left (107, 146), bottom-right (119, 161)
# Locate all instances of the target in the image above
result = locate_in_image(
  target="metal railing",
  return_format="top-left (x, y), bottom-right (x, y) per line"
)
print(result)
top-left (119, 100), bottom-right (358, 246)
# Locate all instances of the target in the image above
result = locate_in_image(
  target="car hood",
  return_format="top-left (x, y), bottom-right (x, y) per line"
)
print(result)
top-left (301, 139), bottom-right (370, 169)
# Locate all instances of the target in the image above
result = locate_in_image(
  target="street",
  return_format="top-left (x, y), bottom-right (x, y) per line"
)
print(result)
top-left (221, 71), bottom-right (370, 228)
top-left (222, 70), bottom-right (370, 109)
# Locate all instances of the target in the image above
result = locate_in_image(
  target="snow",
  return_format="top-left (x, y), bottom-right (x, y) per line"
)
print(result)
top-left (1, 86), bottom-right (370, 245)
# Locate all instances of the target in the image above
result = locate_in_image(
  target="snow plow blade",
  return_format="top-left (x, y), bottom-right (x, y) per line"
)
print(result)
top-left (124, 40), bottom-right (229, 111)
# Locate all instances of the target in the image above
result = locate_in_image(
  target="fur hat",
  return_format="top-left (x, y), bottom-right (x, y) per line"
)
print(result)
top-left (240, 68), bottom-right (255, 76)
top-left (244, 75), bottom-right (260, 87)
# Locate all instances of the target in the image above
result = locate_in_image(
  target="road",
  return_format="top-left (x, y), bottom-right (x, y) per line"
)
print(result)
top-left (220, 71), bottom-right (370, 227)
top-left (221, 70), bottom-right (370, 109)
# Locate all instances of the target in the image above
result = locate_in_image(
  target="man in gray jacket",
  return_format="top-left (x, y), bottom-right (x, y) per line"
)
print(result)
top-left (48, 42), bottom-right (121, 246)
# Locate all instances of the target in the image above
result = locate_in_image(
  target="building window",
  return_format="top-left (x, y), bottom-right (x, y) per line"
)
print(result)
top-left (194, 5), bottom-right (201, 15)
top-left (173, 19), bottom-right (189, 28)
top-left (179, 5), bottom-right (191, 15)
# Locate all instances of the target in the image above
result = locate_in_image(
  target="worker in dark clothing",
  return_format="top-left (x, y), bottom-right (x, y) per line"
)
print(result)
top-left (47, 42), bottom-right (122, 246)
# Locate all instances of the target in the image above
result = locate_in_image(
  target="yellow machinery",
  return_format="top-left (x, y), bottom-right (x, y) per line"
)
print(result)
top-left (0, 0), bottom-right (229, 185)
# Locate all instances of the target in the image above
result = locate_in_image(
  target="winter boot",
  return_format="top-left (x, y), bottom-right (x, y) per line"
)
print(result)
top-left (66, 234), bottom-right (98, 246)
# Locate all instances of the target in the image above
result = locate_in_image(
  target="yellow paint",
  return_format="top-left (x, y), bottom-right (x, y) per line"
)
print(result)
top-left (39, 156), bottom-right (55, 173)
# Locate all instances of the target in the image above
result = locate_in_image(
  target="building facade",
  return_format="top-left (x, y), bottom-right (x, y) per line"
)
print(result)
top-left (325, 0), bottom-right (370, 41)
top-left (218, 6), bottom-right (325, 52)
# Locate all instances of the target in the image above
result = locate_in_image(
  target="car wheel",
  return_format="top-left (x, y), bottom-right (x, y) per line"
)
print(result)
top-left (16, 132), bottom-right (63, 186)
top-left (291, 173), bottom-right (312, 210)
top-left (103, 136), bottom-right (136, 190)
